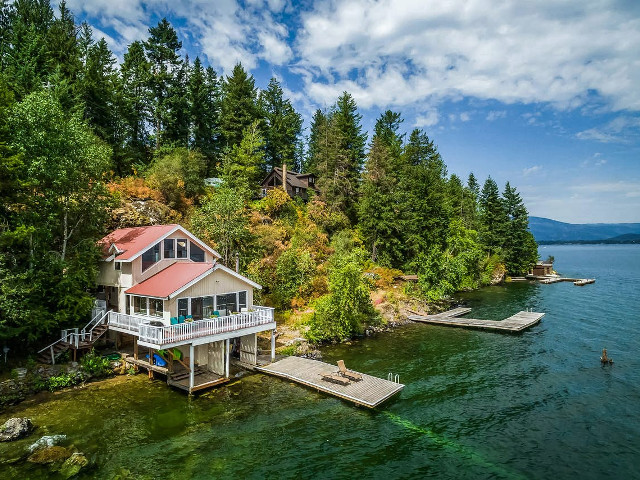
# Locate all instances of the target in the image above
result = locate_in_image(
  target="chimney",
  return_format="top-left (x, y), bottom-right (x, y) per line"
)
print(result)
top-left (282, 163), bottom-right (287, 191)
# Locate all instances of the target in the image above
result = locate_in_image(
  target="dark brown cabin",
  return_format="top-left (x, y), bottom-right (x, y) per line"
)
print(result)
top-left (531, 261), bottom-right (553, 276)
top-left (260, 166), bottom-right (318, 200)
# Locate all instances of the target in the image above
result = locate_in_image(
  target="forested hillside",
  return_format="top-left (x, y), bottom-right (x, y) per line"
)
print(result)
top-left (0, 1), bottom-right (538, 350)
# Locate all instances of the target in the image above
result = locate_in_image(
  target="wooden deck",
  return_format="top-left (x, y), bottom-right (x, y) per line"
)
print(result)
top-left (257, 356), bottom-right (404, 408)
top-left (408, 308), bottom-right (545, 332)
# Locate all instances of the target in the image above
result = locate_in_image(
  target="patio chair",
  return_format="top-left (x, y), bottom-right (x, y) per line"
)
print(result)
top-left (320, 372), bottom-right (350, 386)
top-left (170, 317), bottom-right (178, 325)
top-left (178, 316), bottom-right (185, 323)
top-left (337, 360), bottom-right (362, 381)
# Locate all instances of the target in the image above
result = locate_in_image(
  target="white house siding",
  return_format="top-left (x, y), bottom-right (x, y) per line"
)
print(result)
top-left (194, 341), bottom-right (225, 375)
top-left (167, 268), bottom-right (254, 317)
top-left (239, 333), bottom-right (257, 365)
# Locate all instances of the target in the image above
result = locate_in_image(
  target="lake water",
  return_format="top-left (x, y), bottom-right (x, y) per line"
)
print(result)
top-left (1, 244), bottom-right (639, 479)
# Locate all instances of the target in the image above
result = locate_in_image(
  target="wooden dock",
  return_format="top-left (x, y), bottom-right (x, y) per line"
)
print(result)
top-left (408, 309), bottom-right (545, 333)
top-left (534, 276), bottom-right (595, 286)
top-left (257, 356), bottom-right (404, 408)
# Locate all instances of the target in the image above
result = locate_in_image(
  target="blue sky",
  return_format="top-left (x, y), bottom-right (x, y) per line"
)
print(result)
top-left (58, 0), bottom-right (640, 223)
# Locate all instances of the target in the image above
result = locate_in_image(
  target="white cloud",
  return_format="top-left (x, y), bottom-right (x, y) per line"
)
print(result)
top-left (415, 110), bottom-right (440, 127)
top-left (460, 112), bottom-right (471, 122)
top-left (486, 110), bottom-right (507, 121)
top-left (576, 116), bottom-right (640, 143)
top-left (296, 1), bottom-right (640, 112)
top-left (523, 165), bottom-right (542, 176)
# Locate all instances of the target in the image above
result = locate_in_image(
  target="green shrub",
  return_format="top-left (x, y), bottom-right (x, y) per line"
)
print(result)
top-left (80, 349), bottom-right (112, 377)
top-left (46, 372), bottom-right (85, 391)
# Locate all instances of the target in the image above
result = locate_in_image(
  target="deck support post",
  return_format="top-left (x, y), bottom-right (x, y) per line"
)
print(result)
top-left (225, 339), bottom-right (230, 378)
top-left (271, 329), bottom-right (276, 361)
top-left (254, 333), bottom-right (258, 365)
top-left (133, 338), bottom-right (138, 360)
top-left (189, 344), bottom-right (195, 392)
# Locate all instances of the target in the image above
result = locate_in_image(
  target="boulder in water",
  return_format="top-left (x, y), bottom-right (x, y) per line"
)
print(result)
top-left (29, 434), bottom-right (67, 452)
top-left (59, 452), bottom-right (89, 479)
top-left (27, 445), bottom-right (72, 464)
top-left (0, 417), bottom-right (33, 442)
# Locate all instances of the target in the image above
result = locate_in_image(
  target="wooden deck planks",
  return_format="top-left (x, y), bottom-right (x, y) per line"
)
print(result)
top-left (408, 310), bottom-right (545, 333)
top-left (257, 356), bottom-right (404, 408)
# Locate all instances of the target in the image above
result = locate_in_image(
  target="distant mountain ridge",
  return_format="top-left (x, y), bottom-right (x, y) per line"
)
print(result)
top-left (529, 217), bottom-right (640, 243)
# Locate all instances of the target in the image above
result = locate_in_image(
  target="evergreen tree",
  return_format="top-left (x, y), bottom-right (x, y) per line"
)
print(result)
top-left (163, 57), bottom-right (189, 147)
top-left (258, 77), bottom-right (303, 172)
top-left (373, 109), bottom-right (404, 157)
top-left (220, 63), bottom-right (260, 149)
top-left (479, 176), bottom-right (507, 254)
top-left (46, 0), bottom-right (81, 110)
top-left (189, 57), bottom-right (220, 167)
top-left (221, 120), bottom-right (265, 196)
top-left (144, 18), bottom-right (183, 149)
top-left (4, 0), bottom-right (54, 98)
top-left (502, 182), bottom-right (538, 274)
top-left (305, 108), bottom-right (327, 174)
top-left (316, 92), bottom-right (367, 224)
top-left (399, 129), bottom-right (450, 270)
top-left (120, 40), bottom-right (151, 168)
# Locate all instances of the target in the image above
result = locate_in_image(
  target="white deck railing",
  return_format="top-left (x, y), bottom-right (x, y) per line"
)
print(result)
top-left (108, 306), bottom-right (275, 346)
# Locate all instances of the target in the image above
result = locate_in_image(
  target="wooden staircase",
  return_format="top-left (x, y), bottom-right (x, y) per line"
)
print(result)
top-left (37, 310), bottom-right (111, 364)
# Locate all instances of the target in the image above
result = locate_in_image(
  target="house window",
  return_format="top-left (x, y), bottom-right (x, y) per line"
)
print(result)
top-left (164, 239), bottom-right (175, 259)
top-left (176, 239), bottom-right (188, 258)
top-left (203, 296), bottom-right (214, 317)
top-left (149, 298), bottom-right (163, 317)
top-left (295, 187), bottom-right (300, 194)
top-left (177, 298), bottom-right (188, 317)
top-left (190, 242), bottom-right (205, 262)
top-left (216, 293), bottom-right (238, 315)
top-left (114, 261), bottom-right (121, 271)
top-left (261, 188), bottom-right (267, 197)
top-left (133, 296), bottom-right (146, 315)
top-left (239, 291), bottom-right (247, 310)
top-left (141, 243), bottom-right (160, 272)
top-left (309, 176), bottom-right (314, 184)
top-left (191, 297), bottom-right (203, 320)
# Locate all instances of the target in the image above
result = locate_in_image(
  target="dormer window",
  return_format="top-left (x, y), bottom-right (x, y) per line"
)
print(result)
top-left (164, 238), bottom-right (175, 259)
top-left (141, 242), bottom-right (160, 272)
top-left (190, 242), bottom-right (205, 262)
top-left (177, 239), bottom-right (188, 258)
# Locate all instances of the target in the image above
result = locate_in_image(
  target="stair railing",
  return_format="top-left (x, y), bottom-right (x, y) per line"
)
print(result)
top-left (81, 309), bottom-right (111, 342)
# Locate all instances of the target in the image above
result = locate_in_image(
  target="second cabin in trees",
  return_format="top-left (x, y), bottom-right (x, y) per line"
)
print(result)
top-left (260, 165), bottom-right (318, 200)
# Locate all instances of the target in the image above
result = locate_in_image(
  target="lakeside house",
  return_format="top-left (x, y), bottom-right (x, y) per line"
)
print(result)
top-left (260, 165), bottom-right (318, 200)
top-left (95, 224), bottom-right (276, 392)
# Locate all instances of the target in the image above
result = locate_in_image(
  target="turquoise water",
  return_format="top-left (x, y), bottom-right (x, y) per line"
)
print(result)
top-left (1, 244), bottom-right (639, 479)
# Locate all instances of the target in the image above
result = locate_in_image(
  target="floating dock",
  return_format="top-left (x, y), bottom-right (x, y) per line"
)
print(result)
top-left (408, 308), bottom-right (545, 333)
top-left (531, 276), bottom-right (595, 286)
top-left (257, 356), bottom-right (404, 408)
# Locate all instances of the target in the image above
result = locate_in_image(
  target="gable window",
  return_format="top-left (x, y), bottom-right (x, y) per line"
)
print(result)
top-left (141, 243), bottom-right (160, 272)
top-left (114, 261), bottom-right (121, 271)
top-left (309, 176), bottom-right (314, 184)
top-left (190, 242), bottom-right (205, 262)
top-left (176, 239), bottom-right (188, 258)
top-left (164, 239), bottom-right (175, 259)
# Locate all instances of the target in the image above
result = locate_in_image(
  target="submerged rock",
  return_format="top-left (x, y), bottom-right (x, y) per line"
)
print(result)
top-left (0, 417), bottom-right (34, 442)
top-left (27, 445), bottom-right (72, 464)
top-left (28, 434), bottom-right (67, 452)
top-left (59, 452), bottom-right (89, 479)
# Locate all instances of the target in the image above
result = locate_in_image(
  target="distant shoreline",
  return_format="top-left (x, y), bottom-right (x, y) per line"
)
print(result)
top-left (538, 239), bottom-right (640, 245)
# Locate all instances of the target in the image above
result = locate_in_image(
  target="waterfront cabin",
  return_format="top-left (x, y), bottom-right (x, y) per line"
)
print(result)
top-left (530, 261), bottom-right (554, 276)
top-left (96, 224), bottom-right (276, 393)
top-left (260, 165), bottom-right (318, 200)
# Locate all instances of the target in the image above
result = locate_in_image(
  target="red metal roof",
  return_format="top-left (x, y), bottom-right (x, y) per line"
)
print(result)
top-left (99, 225), bottom-right (178, 260)
top-left (125, 262), bottom-right (213, 298)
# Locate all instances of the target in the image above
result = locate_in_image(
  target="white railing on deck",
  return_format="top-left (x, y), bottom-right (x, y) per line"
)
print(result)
top-left (108, 311), bottom-right (150, 333)
top-left (112, 306), bottom-right (275, 346)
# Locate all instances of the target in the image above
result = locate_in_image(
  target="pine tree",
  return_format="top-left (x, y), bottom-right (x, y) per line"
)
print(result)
top-left (399, 129), bottom-right (450, 270)
top-left (4, 0), bottom-right (54, 98)
top-left (220, 63), bottom-right (260, 149)
top-left (316, 92), bottom-right (367, 224)
top-left (479, 177), bottom-right (507, 254)
top-left (163, 57), bottom-right (189, 147)
top-left (502, 182), bottom-right (538, 274)
top-left (144, 18), bottom-right (183, 149)
top-left (221, 120), bottom-right (265, 197)
top-left (258, 77), bottom-right (303, 172)
top-left (120, 40), bottom-right (151, 168)
top-left (46, 0), bottom-right (81, 110)
top-left (305, 108), bottom-right (327, 174)
top-left (189, 57), bottom-right (220, 167)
